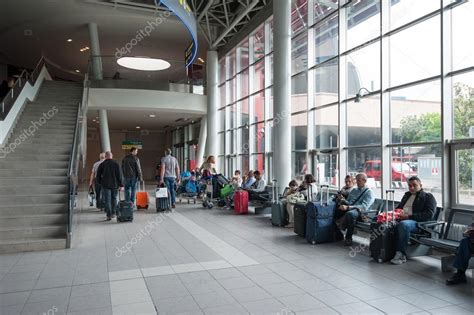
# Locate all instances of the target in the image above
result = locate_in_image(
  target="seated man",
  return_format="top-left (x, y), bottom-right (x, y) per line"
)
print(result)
top-left (391, 176), bottom-right (436, 265)
top-left (446, 224), bottom-right (474, 285)
top-left (245, 171), bottom-right (267, 201)
top-left (337, 173), bottom-right (375, 246)
top-left (241, 170), bottom-right (256, 189)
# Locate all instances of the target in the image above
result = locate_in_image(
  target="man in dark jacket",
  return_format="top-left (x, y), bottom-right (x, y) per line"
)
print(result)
top-left (391, 176), bottom-right (437, 265)
top-left (446, 224), bottom-right (474, 285)
top-left (97, 151), bottom-right (123, 220)
top-left (122, 147), bottom-right (143, 208)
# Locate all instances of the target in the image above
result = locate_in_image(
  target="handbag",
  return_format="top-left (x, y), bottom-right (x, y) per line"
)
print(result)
top-left (156, 187), bottom-right (169, 198)
top-left (287, 192), bottom-right (306, 204)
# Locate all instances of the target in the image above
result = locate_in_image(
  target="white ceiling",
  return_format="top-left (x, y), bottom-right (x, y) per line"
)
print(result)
top-left (0, 0), bottom-right (208, 81)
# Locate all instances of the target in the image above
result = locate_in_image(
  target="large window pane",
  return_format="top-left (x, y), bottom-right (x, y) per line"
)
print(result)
top-left (455, 147), bottom-right (474, 206)
top-left (253, 26), bottom-right (265, 62)
top-left (238, 39), bottom-right (249, 71)
top-left (241, 98), bottom-right (250, 126)
top-left (345, 0), bottom-right (380, 51)
top-left (315, 59), bottom-right (338, 107)
top-left (390, 80), bottom-right (441, 144)
top-left (451, 0), bottom-right (474, 71)
top-left (390, 16), bottom-right (441, 87)
top-left (347, 147), bottom-right (381, 198)
top-left (292, 151), bottom-right (308, 181)
top-left (241, 126), bottom-right (249, 155)
top-left (218, 133), bottom-right (224, 155)
top-left (291, 0), bottom-right (308, 34)
top-left (227, 79), bottom-right (236, 105)
top-left (267, 53), bottom-right (274, 88)
top-left (314, 14), bottom-right (338, 65)
top-left (452, 72), bottom-right (474, 139)
top-left (313, 153), bottom-right (339, 186)
top-left (292, 72), bottom-right (308, 113)
top-left (292, 112), bottom-right (307, 150)
top-left (241, 154), bottom-right (250, 174)
top-left (227, 104), bottom-right (237, 130)
top-left (252, 153), bottom-right (265, 174)
top-left (219, 58), bottom-right (226, 84)
top-left (292, 31), bottom-right (308, 75)
top-left (219, 84), bottom-right (226, 108)
top-left (314, 105), bottom-right (338, 149)
top-left (255, 122), bottom-right (265, 153)
top-left (252, 60), bottom-right (265, 93)
top-left (390, 145), bottom-right (442, 202)
top-left (314, 0), bottom-right (338, 25)
top-left (268, 87), bottom-right (274, 119)
top-left (268, 18), bottom-right (274, 53)
top-left (389, 0), bottom-right (439, 31)
top-left (345, 41), bottom-right (380, 98)
top-left (252, 91), bottom-right (265, 123)
top-left (347, 96), bottom-right (381, 146)
top-left (228, 50), bottom-right (236, 78)
top-left (240, 69), bottom-right (249, 99)
top-left (218, 109), bottom-right (225, 132)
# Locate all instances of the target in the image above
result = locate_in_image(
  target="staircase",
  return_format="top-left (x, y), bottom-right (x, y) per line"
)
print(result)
top-left (0, 80), bottom-right (83, 253)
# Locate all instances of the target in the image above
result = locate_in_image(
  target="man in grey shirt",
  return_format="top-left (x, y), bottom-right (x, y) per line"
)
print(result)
top-left (160, 149), bottom-right (181, 208)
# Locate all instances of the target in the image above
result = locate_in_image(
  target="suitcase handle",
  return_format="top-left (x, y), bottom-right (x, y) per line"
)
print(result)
top-left (272, 179), bottom-right (278, 203)
top-left (319, 184), bottom-right (329, 204)
top-left (385, 189), bottom-right (396, 226)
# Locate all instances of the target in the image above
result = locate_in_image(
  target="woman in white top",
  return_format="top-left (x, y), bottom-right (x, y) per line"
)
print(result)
top-left (299, 174), bottom-right (318, 201)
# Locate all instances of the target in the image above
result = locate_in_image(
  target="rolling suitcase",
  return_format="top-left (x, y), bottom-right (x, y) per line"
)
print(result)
top-left (271, 180), bottom-right (287, 227)
top-left (117, 190), bottom-right (134, 222)
top-left (234, 190), bottom-right (249, 214)
top-left (156, 184), bottom-right (171, 212)
top-left (136, 182), bottom-right (149, 210)
top-left (305, 185), bottom-right (336, 244)
top-left (294, 202), bottom-right (307, 237)
top-left (370, 189), bottom-right (397, 263)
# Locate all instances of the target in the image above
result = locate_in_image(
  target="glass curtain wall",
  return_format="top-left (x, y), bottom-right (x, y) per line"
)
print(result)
top-left (217, 0), bottom-right (474, 204)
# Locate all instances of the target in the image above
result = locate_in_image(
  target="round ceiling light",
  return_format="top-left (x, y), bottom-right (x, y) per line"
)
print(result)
top-left (117, 57), bottom-right (170, 71)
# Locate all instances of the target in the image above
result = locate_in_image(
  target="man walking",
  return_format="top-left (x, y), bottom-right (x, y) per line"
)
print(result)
top-left (122, 147), bottom-right (143, 208)
top-left (97, 151), bottom-right (123, 221)
top-left (89, 153), bottom-right (105, 211)
top-left (160, 149), bottom-right (180, 209)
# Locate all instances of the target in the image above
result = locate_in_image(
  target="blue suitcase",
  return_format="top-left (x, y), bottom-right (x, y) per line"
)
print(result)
top-left (305, 185), bottom-right (336, 244)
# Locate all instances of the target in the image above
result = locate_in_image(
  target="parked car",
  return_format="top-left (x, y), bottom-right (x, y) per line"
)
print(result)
top-left (364, 160), bottom-right (417, 182)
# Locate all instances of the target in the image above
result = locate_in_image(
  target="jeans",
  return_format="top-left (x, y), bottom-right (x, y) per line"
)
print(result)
top-left (124, 177), bottom-right (138, 204)
top-left (164, 177), bottom-right (176, 205)
top-left (396, 219), bottom-right (418, 255)
top-left (344, 209), bottom-right (360, 240)
top-left (102, 188), bottom-right (118, 218)
top-left (94, 180), bottom-right (103, 209)
top-left (453, 237), bottom-right (474, 272)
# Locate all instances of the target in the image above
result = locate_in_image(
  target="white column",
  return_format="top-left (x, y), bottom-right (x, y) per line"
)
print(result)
top-left (196, 117), bottom-right (207, 168)
top-left (205, 51), bottom-right (219, 168)
top-left (88, 22), bottom-right (103, 80)
top-left (99, 109), bottom-right (111, 152)
top-left (273, 0), bottom-right (292, 193)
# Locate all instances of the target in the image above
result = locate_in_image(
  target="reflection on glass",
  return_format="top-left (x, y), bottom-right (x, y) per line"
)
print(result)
top-left (218, 109), bottom-right (225, 132)
top-left (254, 122), bottom-right (265, 153)
top-left (390, 16), bottom-right (440, 87)
top-left (345, 41), bottom-right (380, 98)
top-left (227, 104), bottom-right (237, 130)
top-left (218, 133), bottom-right (225, 155)
top-left (451, 0), bottom-right (474, 71)
top-left (252, 153), bottom-right (265, 174)
top-left (253, 60), bottom-right (265, 93)
top-left (314, 0), bottom-right (338, 25)
top-left (240, 69), bottom-right (249, 99)
top-left (268, 87), bottom-right (274, 119)
top-left (347, 96), bottom-right (381, 146)
top-left (313, 153), bottom-right (339, 186)
top-left (238, 39), bottom-right (249, 71)
top-left (228, 50), bottom-right (236, 78)
top-left (241, 126), bottom-right (249, 155)
top-left (292, 72), bottom-right (308, 113)
top-left (252, 91), bottom-right (265, 123)
top-left (219, 58), bottom-right (226, 84)
top-left (452, 72), bottom-right (474, 139)
top-left (345, 0), bottom-right (380, 51)
top-left (292, 113), bottom-right (308, 150)
top-left (241, 98), bottom-right (250, 126)
top-left (292, 151), bottom-right (308, 181)
top-left (390, 80), bottom-right (441, 144)
top-left (314, 105), bottom-right (338, 149)
top-left (389, 0), bottom-right (439, 31)
top-left (292, 31), bottom-right (308, 75)
top-left (268, 18), bottom-right (273, 53)
top-left (253, 26), bottom-right (265, 62)
top-left (314, 14), bottom-right (338, 65)
top-left (315, 59), bottom-right (338, 107)
top-left (219, 84), bottom-right (226, 108)
top-left (455, 148), bottom-right (473, 205)
top-left (291, 0), bottom-right (308, 34)
top-left (347, 147), bottom-right (381, 198)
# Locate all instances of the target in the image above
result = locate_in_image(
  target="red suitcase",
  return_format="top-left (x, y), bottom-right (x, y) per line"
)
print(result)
top-left (233, 190), bottom-right (248, 214)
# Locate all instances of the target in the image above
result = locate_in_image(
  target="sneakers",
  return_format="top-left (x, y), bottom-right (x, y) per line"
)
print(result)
top-left (446, 272), bottom-right (467, 285)
top-left (390, 251), bottom-right (407, 265)
top-left (344, 238), bottom-right (353, 246)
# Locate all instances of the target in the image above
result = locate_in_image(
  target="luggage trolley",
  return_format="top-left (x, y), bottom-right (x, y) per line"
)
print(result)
top-left (202, 179), bottom-right (214, 209)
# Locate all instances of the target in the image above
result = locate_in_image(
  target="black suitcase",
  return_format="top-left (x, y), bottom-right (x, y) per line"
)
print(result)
top-left (156, 186), bottom-right (171, 212)
top-left (293, 202), bottom-right (307, 237)
top-left (370, 189), bottom-right (397, 263)
top-left (117, 191), bottom-right (134, 222)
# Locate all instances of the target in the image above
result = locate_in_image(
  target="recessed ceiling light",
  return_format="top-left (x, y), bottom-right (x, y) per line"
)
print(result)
top-left (198, 57), bottom-right (205, 63)
top-left (136, 126), bottom-right (141, 129)
top-left (80, 46), bottom-right (90, 52)
top-left (75, 69), bottom-right (80, 73)
top-left (149, 114), bottom-right (156, 118)
top-left (92, 119), bottom-right (96, 122)
top-left (67, 38), bottom-right (72, 42)
top-left (117, 57), bottom-right (170, 71)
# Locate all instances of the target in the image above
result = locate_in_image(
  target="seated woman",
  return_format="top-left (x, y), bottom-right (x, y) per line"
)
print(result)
top-left (285, 180), bottom-right (305, 228)
top-left (200, 155), bottom-right (217, 178)
top-left (231, 170), bottom-right (243, 187)
top-left (299, 174), bottom-right (318, 201)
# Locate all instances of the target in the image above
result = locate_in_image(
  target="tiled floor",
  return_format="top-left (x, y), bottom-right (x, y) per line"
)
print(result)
top-left (0, 192), bottom-right (473, 315)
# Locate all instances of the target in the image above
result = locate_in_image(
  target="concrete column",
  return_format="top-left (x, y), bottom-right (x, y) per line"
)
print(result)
top-left (184, 125), bottom-right (190, 170)
top-left (205, 51), bottom-right (219, 167)
top-left (88, 22), bottom-right (103, 80)
top-left (99, 109), bottom-right (111, 152)
top-left (197, 117), bottom-right (207, 168)
top-left (273, 0), bottom-right (292, 193)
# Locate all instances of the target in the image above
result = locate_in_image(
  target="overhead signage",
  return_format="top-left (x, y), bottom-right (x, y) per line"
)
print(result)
top-left (157, 0), bottom-right (198, 68)
top-left (122, 140), bottom-right (143, 150)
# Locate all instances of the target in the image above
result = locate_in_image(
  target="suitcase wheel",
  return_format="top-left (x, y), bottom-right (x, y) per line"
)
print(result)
top-left (207, 202), bottom-right (213, 209)
top-left (145, 205), bottom-right (148, 210)
top-left (311, 241), bottom-right (316, 245)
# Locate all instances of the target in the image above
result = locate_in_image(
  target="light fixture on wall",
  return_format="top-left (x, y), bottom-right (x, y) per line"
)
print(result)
top-left (354, 87), bottom-right (371, 103)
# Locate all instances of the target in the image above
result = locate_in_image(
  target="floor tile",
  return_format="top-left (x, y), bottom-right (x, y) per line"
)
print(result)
top-left (309, 289), bottom-right (359, 306)
top-left (217, 277), bottom-right (255, 290)
top-left (67, 294), bottom-right (111, 312)
top-left (108, 268), bottom-right (142, 281)
top-left (333, 301), bottom-right (384, 314)
top-left (112, 301), bottom-right (156, 315)
top-left (192, 289), bottom-right (237, 309)
top-left (202, 303), bottom-right (249, 315)
top-left (366, 296), bottom-right (423, 314)
top-left (277, 293), bottom-right (326, 312)
top-left (429, 305), bottom-right (474, 315)
top-left (66, 306), bottom-right (113, 315)
top-left (260, 282), bottom-right (304, 298)
top-left (229, 286), bottom-right (272, 303)
top-left (209, 268), bottom-right (243, 280)
top-left (240, 298), bottom-right (285, 315)
top-left (141, 266), bottom-right (174, 277)
top-left (154, 295), bottom-right (200, 314)
top-left (27, 287), bottom-right (71, 304)
top-left (398, 292), bottom-right (453, 310)
top-left (0, 291), bottom-right (30, 307)
top-left (342, 284), bottom-right (390, 300)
